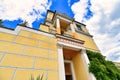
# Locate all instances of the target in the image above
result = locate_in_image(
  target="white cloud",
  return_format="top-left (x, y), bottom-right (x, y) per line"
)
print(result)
top-left (106, 47), bottom-right (120, 62)
top-left (0, 0), bottom-right (52, 27)
top-left (71, 0), bottom-right (88, 22)
top-left (71, 0), bottom-right (120, 62)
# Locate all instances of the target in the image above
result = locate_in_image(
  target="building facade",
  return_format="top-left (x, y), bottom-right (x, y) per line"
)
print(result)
top-left (0, 10), bottom-right (99, 80)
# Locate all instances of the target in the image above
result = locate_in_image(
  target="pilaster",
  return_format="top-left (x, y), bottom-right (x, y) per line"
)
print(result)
top-left (57, 44), bottom-right (66, 80)
top-left (56, 18), bottom-right (61, 34)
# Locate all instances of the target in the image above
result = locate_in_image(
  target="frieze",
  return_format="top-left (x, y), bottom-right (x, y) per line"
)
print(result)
top-left (57, 37), bottom-right (83, 47)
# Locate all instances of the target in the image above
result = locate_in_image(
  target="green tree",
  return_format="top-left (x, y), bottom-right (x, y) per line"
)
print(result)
top-left (0, 19), bottom-right (4, 27)
top-left (86, 50), bottom-right (120, 80)
top-left (19, 20), bottom-right (28, 27)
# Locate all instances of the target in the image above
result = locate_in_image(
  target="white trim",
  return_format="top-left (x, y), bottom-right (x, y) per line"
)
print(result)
top-left (70, 23), bottom-right (75, 33)
top-left (44, 21), bottom-right (52, 26)
top-left (64, 60), bottom-right (76, 80)
top-left (56, 15), bottom-right (72, 23)
top-left (81, 50), bottom-right (90, 64)
top-left (73, 22), bottom-right (77, 30)
top-left (58, 41), bottom-right (85, 50)
top-left (0, 26), bottom-right (55, 38)
top-left (81, 50), bottom-right (96, 80)
top-left (56, 18), bottom-right (60, 28)
top-left (58, 45), bottom-right (66, 80)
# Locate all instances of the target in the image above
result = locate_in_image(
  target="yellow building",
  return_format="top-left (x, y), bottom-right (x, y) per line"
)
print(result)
top-left (0, 10), bottom-right (99, 80)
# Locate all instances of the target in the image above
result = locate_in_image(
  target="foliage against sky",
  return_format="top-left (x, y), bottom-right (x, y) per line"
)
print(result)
top-left (87, 50), bottom-right (120, 80)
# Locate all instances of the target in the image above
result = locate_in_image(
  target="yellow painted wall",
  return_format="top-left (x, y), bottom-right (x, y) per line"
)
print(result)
top-left (40, 24), bottom-right (49, 32)
top-left (0, 68), bottom-right (15, 80)
top-left (49, 25), bottom-right (56, 30)
top-left (0, 32), bottom-right (15, 42)
top-left (65, 30), bottom-right (99, 52)
top-left (0, 11), bottom-right (99, 80)
top-left (0, 53), bottom-right (3, 59)
top-left (0, 30), bottom-right (58, 80)
top-left (72, 53), bottom-right (89, 80)
top-left (77, 33), bottom-right (100, 52)
top-left (0, 25), bottom-right (98, 80)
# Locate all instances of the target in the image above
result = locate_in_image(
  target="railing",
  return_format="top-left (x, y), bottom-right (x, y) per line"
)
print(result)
top-left (63, 32), bottom-right (73, 38)
top-left (49, 29), bottom-right (56, 34)
top-left (49, 29), bottom-right (73, 38)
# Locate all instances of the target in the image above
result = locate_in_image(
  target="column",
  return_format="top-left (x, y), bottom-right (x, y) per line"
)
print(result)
top-left (56, 18), bottom-right (61, 34)
top-left (70, 23), bottom-right (77, 38)
top-left (81, 49), bottom-right (96, 80)
top-left (58, 44), bottom-right (66, 80)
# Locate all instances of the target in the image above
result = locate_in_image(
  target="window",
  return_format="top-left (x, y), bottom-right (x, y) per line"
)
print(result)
top-left (76, 24), bottom-right (82, 31)
top-left (47, 12), bottom-right (54, 21)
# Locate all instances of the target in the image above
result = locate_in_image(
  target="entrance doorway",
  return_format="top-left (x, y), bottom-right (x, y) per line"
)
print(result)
top-left (64, 61), bottom-right (73, 80)
top-left (63, 48), bottom-right (78, 80)
top-left (62, 48), bottom-right (88, 80)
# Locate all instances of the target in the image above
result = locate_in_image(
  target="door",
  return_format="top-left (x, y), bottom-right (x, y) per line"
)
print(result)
top-left (64, 60), bottom-right (76, 80)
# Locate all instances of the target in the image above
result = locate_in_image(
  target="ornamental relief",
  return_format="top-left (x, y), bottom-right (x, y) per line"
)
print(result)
top-left (57, 38), bottom-right (83, 47)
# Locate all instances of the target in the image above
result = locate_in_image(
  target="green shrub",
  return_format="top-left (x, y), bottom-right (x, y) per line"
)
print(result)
top-left (30, 75), bottom-right (43, 80)
top-left (86, 50), bottom-right (120, 80)
top-left (0, 19), bottom-right (4, 27)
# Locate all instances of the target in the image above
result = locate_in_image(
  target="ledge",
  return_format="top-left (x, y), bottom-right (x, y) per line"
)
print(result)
top-left (56, 34), bottom-right (85, 44)
top-left (0, 25), bottom-right (55, 38)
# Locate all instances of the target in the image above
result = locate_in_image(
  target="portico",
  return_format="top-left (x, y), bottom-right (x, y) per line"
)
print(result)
top-left (56, 34), bottom-right (90, 80)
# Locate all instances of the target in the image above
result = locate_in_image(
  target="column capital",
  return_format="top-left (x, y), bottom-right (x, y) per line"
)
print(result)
top-left (81, 49), bottom-right (86, 53)
top-left (56, 17), bottom-right (60, 19)
top-left (58, 43), bottom-right (66, 80)
top-left (57, 44), bottom-right (63, 48)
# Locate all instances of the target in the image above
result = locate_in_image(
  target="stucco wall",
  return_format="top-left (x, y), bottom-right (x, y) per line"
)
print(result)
top-left (0, 29), bottom-right (58, 80)
top-left (77, 33), bottom-right (99, 52)
top-left (72, 52), bottom-right (89, 80)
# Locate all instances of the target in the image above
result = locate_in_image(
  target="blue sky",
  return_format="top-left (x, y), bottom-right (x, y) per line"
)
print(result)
top-left (1, 0), bottom-right (92, 29)
top-left (1, 0), bottom-right (79, 29)
top-left (0, 0), bottom-right (120, 62)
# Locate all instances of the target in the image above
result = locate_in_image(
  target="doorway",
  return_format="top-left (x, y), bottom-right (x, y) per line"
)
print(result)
top-left (64, 61), bottom-right (73, 80)
top-left (63, 48), bottom-right (78, 80)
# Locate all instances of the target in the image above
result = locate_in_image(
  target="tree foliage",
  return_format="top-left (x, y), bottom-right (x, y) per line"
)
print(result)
top-left (19, 20), bottom-right (28, 27)
top-left (0, 19), bottom-right (4, 27)
top-left (86, 50), bottom-right (120, 80)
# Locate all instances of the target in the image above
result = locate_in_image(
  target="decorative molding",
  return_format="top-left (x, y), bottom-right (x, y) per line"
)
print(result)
top-left (56, 34), bottom-right (85, 50)
top-left (0, 26), bottom-right (55, 38)
top-left (58, 38), bottom-right (83, 47)
top-left (56, 15), bottom-right (72, 23)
